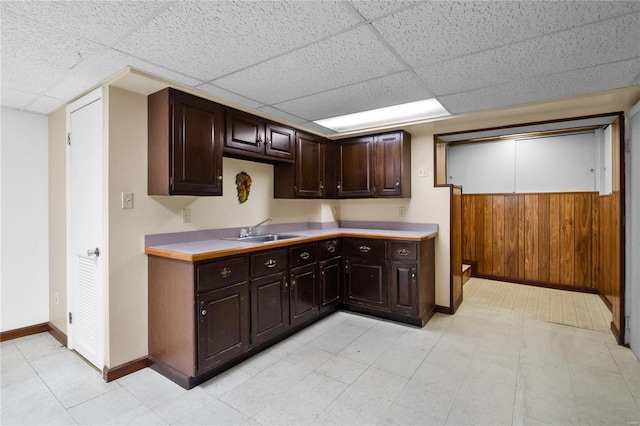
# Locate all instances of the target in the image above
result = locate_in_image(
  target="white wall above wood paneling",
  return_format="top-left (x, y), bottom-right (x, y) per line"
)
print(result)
top-left (447, 132), bottom-right (600, 194)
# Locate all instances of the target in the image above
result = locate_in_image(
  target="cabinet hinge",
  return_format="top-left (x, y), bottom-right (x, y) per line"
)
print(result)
top-left (67, 132), bottom-right (71, 145)
top-left (68, 312), bottom-right (73, 324)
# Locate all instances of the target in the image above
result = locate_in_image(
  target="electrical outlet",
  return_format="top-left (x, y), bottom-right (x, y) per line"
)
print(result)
top-left (399, 206), bottom-right (406, 217)
top-left (417, 168), bottom-right (428, 178)
top-left (121, 192), bottom-right (133, 209)
top-left (182, 208), bottom-right (191, 223)
top-left (54, 291), bottom-right (59, 304)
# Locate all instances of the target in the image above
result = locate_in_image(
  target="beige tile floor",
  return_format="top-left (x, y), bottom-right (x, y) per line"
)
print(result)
top-left (2, 282), bottom-right (639, 425)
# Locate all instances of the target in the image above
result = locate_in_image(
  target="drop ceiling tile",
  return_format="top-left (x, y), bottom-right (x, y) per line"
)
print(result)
top-left (115, 1), bottom-right (361, 81)
top-left (2, 55), bottom-right (68, 95)
top-left (47, 50), bottom-right (202, 101)
top-left (438, 58), bottom-right (640, 114)
top-left (256, 107), bottom-right (306, 125)
top-left (374, 1), bottom-right (640, 68)
top-left (419, 13), bottom-right (640, 96)
top-left (197, 84), bottom-right (264, 110)
top-left (213, 26), bottom-right (405, 105)
top-left (349, 1), bottom-right (419, 20)
top-left (1, 1), bottom-right (166, 46)
top-left (273, 72), bottom-right (432, 121)
top-left (1, 11), bottom-right (105, 70)
top-left (0, 87), bottom-right (39, 109)
top-left (24, 95), bottom-right (66, 115)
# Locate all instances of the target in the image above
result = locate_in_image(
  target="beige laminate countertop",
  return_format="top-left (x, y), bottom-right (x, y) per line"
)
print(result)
top-left (145, 228), bottom-right (437, 262)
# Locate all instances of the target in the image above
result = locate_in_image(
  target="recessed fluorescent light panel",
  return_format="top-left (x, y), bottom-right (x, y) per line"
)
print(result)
top-left (314, 98), bottom-right (450, 132)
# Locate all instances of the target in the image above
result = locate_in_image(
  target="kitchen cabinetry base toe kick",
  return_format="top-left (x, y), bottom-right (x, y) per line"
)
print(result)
top-left (148, 233), bottom-right (435, 390)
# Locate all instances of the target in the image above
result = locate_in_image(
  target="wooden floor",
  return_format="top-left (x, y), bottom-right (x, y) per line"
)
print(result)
top-left (463, 278), bottom-right (612, 332)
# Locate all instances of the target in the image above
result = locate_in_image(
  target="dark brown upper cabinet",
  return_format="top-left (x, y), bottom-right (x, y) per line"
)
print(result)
top-left (148, 88), bottom-right (224, 196)
top-left (274, 131), bottom-right (334, 199)
top-left (337, 131), bottom-right (411, 198)
top-left (225, 109), bottom-right (294, 163)
top-left (337, 136), bottom-right (376, 198)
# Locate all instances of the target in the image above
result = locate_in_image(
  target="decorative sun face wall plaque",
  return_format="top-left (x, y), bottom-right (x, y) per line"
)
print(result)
top-left (235, 171), bottom-right (252, 203)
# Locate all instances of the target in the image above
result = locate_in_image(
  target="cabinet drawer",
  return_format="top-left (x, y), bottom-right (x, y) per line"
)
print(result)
top-left (390, 242), bottom-right (418, 261)
top-left (344, 238), bottom-right (386, 259)
top-left (197, 257), bottom-right (248, 293)
top-left (290, 243), bottom-right (318, 268)
top-left (251, 249), bottom-right (287, 277)
top-left (319, 239), bottom-right (342, 260)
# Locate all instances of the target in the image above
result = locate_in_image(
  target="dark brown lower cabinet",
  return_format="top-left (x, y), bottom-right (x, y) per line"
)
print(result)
top-left (319, 256), bottom-right (342, 311)
top-left (289, 263), bottom-right (318, 326)
top-left (344, 257), bottom-right (388, 311)
top-left (251, 272), bottom-right (289, 345)
top-left (389, 262), bottom-right (418, 316)
top-left (197, 282), bottom-right (249, 372)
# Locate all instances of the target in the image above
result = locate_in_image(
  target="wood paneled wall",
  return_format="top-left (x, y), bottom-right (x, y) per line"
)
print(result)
top-left (463, 192), bottom-right (600, 290)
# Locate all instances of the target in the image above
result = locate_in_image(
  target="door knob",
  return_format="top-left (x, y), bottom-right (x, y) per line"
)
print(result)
top-left (87, 247), bottom-right (100, 257)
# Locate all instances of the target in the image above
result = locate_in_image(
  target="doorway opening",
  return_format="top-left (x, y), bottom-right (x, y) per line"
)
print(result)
top-left (435, 112), bottom-right (625, 342)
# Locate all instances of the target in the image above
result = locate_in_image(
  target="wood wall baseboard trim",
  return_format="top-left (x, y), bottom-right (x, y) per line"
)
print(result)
top-left (0, 323), bottom-right (49, 342)
top-left (472, 273), bottom-right (599, 295)
top-left (435, 304), bottom-right (454, 314)
top-left (103, 356), bottom-right (149, 382)
top-left (599, 293), bottom-right (613, 312)
top-left (47, 322), bottom-right (67, 347)
top-left (611, 321), bottom-right (623, 345)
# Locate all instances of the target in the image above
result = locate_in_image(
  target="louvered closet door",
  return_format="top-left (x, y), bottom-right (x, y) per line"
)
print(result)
top-left (67, 88), bottom-right (104, 370)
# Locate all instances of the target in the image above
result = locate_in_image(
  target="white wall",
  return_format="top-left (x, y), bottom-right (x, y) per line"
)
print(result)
top-left (447, 132), bottom-right (598, 193)
top-left (1, 108), bottom-right (49, 331)
top-left (626, 101), bottom-right (640, 358)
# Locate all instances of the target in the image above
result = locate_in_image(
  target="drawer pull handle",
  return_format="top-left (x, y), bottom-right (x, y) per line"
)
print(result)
top-left (359, 245), bottom-right (371, 253)
top-left (397, 249), bottom-right (411, 256)
top-left (201, 309), bottom-right (207, 316)
top-left (265, 259), bottom-right (277, 268)
top-left (300, 252), bottom-right (310, 260)
top-left (220, 267), bottom-right (232, 278)
top-left (327, 246), bottom-right (336, 253)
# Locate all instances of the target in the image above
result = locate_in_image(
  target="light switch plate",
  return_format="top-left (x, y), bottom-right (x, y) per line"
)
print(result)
top-left (182, 208), bottom-right (191, 223)
top-left (417, 168), bottom-right (428, 178)
top-left (122, 192), bottom-right (133, 209)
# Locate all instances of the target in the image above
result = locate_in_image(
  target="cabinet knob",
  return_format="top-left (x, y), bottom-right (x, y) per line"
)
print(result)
top-left (266, 139), bottom-right (272, 148)
top-left (359, 245), bottom-right (371, 253)
top-left (265, 259), bottom-right (277, 268)
top-left (201, 309), bottom-right (207, 316)
top-left (300, 252), bottom-right (310, 260)
top-left (327, 246), bottom-right (336, 253)
top-left (395, 181), bottom-right (400, 187)
top-left (397, 248), bottom-right (411, 256)
top-left (220, 267), bottom-right (232, 278)
top-left (256, 137), bottom-right (262, 147)
top-left (217, 175), bottom-right (223, 181)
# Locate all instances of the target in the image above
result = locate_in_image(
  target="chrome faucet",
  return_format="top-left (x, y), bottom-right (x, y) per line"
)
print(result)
top-left (243, 217), bottom-right (271, 237)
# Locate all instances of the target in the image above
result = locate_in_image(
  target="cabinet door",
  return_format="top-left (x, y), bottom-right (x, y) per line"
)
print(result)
top-left (171, 90), bottom-right (224, 195)
top-left (344, 257), bottom-right (387, 310)
top-left (225, 109), bottom-right (265, 154)
top-left (265, 122), bottom-right (294, 161)
top-left (197, 282), bottom-right (249, 372)
top-left (389, 262), bottom-right (418, 316)
top-left (295, 132), bottom-right (324, 198)
top-left (376, 131), bottom-right (411, 198)
top-left (319, 256), bottom-right (342, 311)
top-left (337, 136), bottom-right (375, 198)
top-left (290, 263), bottom-right (318, 326)
top-left (251, 272), bottom-right (289, 345)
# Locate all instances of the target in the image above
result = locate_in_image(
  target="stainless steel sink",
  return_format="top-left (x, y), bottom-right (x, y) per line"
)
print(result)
top-left (224, 234), bottom-right (301, 243)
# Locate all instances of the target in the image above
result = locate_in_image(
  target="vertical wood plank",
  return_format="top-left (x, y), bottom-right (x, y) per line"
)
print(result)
top-left (549, 193), bottom-right (560, 283)
top-left (537, 193), bottom-right (550, 282)
top-left (483, 195), bottom-right (493, 277)
top-left (591, 193), bottom-right (600, 290)
top-left (517, 195), bottom-right (526, 280)
top-left (475, 196), bottom-right (486, 275)
top-left (504, 195), bottom-right (519, 278)
top-left (574, 193), bottom-right (592, 288)
top-left (559, 193), bottom-right (575, 285)
top-left (524, 194), bottom-right (539, 281)
top-left (462, 196), bottom-right (476, 261)
top-left (492, 195), bottom-right (505, 276)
